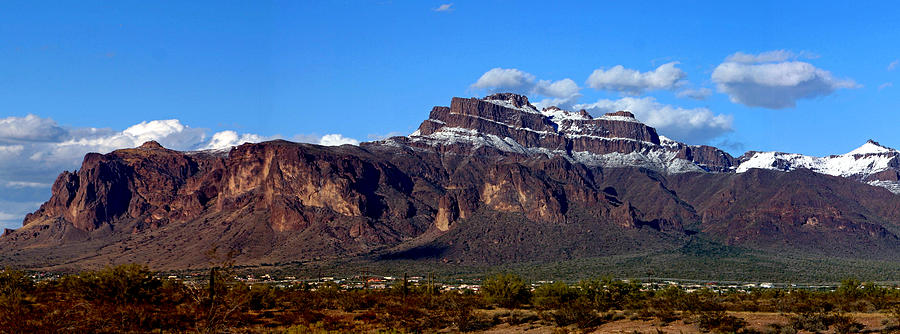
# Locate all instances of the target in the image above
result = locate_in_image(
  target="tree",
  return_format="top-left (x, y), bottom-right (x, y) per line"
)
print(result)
top-left (482, 273), bottom-right (531, 309)
top-left (578, 276), bottom-right (642, 311)
top-left (532, 281), bottom-right (578, 310)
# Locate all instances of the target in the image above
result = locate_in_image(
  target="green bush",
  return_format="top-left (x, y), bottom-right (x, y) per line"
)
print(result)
top-left (63, 263), bottom-right (161, 305)
top-left (578, 276), bottom-right (642, 311)
top-left (0, 269), bottom-right (32, 297)
top-left (532, 281), bottom-right (578, 310)
top-left (482, 273), bottom-right (531, 309)
top-left (546, 297), bottom-right (604, 328)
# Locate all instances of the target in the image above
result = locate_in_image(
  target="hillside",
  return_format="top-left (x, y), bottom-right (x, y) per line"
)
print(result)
top-left (2, 93), bottom-right (900, 280)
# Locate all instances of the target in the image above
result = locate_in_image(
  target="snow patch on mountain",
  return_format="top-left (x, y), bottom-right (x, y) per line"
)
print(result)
top-left (737, 141), bottom-right (900, 193)
top-left (737, 146), bottom-right (898, 177)
top-left (595, 115), bottom-right (642, 123)
top-left (540, 107), bottom-right (590, 122)
top-left (845, 140), bottom-right (894, 156)
top-left (410, 127), bottom-right (530, 154)
top-left (409, 125), bottom-right (701, 173)
top-left (483, 99), bottom-right (541, 114)
top-left (572, 149), bottom-right (703, 173)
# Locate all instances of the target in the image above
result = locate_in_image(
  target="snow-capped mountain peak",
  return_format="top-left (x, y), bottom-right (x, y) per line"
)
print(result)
top-left (736, 140), bottom-right (900, 193)
top-left (844, 139), bottom-right (895, 156)
top-left (387, 93), bottom-right (900, 194)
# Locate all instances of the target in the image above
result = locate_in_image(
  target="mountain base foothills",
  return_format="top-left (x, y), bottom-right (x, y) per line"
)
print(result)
top-left (3, 263), bottom-right (900, 333)
top-left (4, 94), bottom-right (900, 332)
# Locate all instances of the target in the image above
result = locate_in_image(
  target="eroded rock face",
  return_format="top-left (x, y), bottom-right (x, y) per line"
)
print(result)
top-left (6, 93), bottom-right (900, 270)
top-left (24, 142), bottom-right (206, 230)
top-left (402, 93), bottom-right (735, 172)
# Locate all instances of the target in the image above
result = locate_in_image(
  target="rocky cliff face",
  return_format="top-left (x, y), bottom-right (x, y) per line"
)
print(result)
top-left (24, 141), bottom-right (211, 231)
top-left (397, 93), bottom-right (736, 173)
top-left (3, 93), bottom-right (900, 270)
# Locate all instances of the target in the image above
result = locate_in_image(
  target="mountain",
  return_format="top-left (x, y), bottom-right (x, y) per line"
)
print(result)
top-left (738, 140), bottom-right (900, 193)
top-left (400, 92), bottom-right (735, 173)
top-left (2, 93), bottom-right (900, 279)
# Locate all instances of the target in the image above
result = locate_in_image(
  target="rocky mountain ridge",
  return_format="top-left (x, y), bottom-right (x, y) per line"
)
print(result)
top-left (385, 93), bottom-right (900, 193)
top-left (2, 93), bottom-right (900, 272)
top-left (737, 140), bottom-right (900, 193)
top-left (388, 93), bottom-right (736, 173)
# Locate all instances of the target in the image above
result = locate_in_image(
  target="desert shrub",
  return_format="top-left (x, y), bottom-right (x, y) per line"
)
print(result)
top-left (0, 269), bottom-right (32, 296)
top-left (0, 269), bottom-right (36, 332)
top-left (764, 323), bottom-right (798, 334)
top-left (776, 289), bottom-right (832, 314)
top-left (192, 266), bottom-right (251, 333)
top-left (533, 281), bottom-right (579, 310)
top-left (54, 264), bottom-right (171, 331)
top-left (389, 276), bottom-right (411, 296)
top-left (696, 310), bottom-right (747, 333)
top-left (382, 301), bottom-right (432, 332)
top-left (860, 281), bottom-right (890, 309)
top-left (63, 263), bottom-right (161, 305)
top-left (578, 276), bottom-right (642, 311)
top-left (332, 289), bottom-right (379, 312)
top-left (891, 302), bottom-right (900, 329)
top-left (680, 288), bottom-right (727, 315)
top-left (837, 278), bottom-right (862, 300)
top-left (789, 311), bottom-right (831, 332)
top-left (482, 273), bottom-right (531, 309)
top-left (830, 312), bottom-right (863, 334)
top-left (248, 284), bottom-right (281, 310)
top-left (640, 294), bottom-right (681, 323)
top-left (545, 297), bottom-right (606, 328)
top-left (439, 293), bottom-right (480, 331)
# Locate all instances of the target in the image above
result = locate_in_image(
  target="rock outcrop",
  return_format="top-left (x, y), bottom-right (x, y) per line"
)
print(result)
top-left (3, 93), bottom-right (900, 270)
top-left (398, 93), bottom-right (735, 173)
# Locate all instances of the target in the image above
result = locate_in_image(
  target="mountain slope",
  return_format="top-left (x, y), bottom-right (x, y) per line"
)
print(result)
top-left (2, 93), bottom-right (900, 276)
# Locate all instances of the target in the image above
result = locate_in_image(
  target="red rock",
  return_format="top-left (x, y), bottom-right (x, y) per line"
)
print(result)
top-left (4, 93), bottom-right (900, 270)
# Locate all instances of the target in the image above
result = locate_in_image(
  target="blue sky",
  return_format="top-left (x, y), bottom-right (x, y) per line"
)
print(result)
top-left (1, 1), bottom-right (899, 228)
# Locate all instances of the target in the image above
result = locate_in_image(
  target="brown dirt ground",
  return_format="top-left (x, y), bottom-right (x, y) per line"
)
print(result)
top-left (474, 311), bottom-right (895, 334)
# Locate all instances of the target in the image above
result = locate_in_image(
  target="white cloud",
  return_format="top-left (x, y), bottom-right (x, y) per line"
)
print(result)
top-left (586, 62), bottom-right (686, 94)
top-left (24, 119), bottom-right (210, 168)
top-left (0, 200), bottom-right (46, 230)
top-left (122, 119), bottom-right (206, 149)
top-left (574, 97), bottom-right (733, 144)
top-left (0, 144), bottom-right (24, 158)
top-left (725, 50), bottom-right (796, 63)
top-left (676, 87), bottom-right (712, 100)
top-left (879, 82), bottom-right (893, 91)
top-left (712, 51), bottom-right (858, 109)
top-left (471, 68), bottom-right (582, 107)
top-left (0, 114), bottom-right (67, 142)
top-left (319, 134), bottom-right (360, 146)
top-left (202, 130), bottom-right (268, 150)
top-left (4, 181), bottom-right (52, 188)
top-left (889, 60), bottom-right (898, 71)
top-left (534, 78), bottom-right (579, 99)
top-left (471, 68), bottom-right (536, 92)
top-left (434, 3), bottom-right (453, 12)
top-left (0, 211), bottom-right (19, 223)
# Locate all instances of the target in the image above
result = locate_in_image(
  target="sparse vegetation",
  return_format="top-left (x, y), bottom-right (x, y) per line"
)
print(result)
top-left (1, 265), bottom-right (899, 332)
top-left (482, 273), bottom-right (531, 309)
